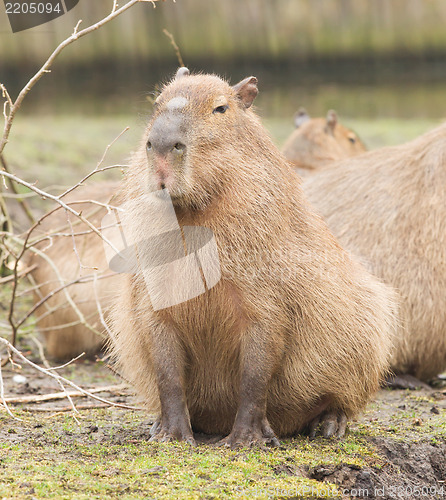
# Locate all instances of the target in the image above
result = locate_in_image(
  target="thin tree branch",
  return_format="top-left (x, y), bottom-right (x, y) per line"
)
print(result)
top-left (163, 29), bottom-right (185, 67)
top-left (0, 0), bottom-right (159, 155)
top-left (0, 154), bottom-right (35, 224)
top-left (0, 337), bottom-right (139, 411)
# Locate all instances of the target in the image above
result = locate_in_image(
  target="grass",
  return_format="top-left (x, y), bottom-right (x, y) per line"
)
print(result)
top-left (1, 389), bottom-right (445, 499)
top-left (0, 407), bottom-right (386, 500)
top-left (5, 113), bottom-right (441, 191)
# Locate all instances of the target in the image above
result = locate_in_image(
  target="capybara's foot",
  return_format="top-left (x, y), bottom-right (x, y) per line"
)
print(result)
top-left (149, 418), bottom-right (160, 437)
top-left (384, 374), bottom-right (432, 391)
top-left (309, 410), bottom-right (347, 439)
top-left (218, 418), bottom-right (280, 449)
top-left (148, 417), bottom-right (196, 446)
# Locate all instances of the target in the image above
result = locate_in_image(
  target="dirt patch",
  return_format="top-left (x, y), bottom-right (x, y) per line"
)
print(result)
top-left (309, 437), bottom-right (446, 499)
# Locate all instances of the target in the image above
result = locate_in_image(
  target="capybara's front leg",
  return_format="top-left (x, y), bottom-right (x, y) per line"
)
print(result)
top-left (148, 323), bottom-right (196, 446)
top-left (219, 325), bottom-right (282, 448)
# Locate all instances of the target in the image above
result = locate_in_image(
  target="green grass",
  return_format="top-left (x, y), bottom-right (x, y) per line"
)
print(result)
top-left (5, 114), bottom-right (441, 189)
top-left (4, 115), bottom-right (143, 189)
top-left (2, 394), bottom-right (444, 499)
top-left (0, 407), bottom-right (387, 500)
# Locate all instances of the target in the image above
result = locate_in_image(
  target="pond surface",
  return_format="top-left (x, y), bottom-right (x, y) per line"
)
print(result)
top-left (7, 59), bottom-right (446, 121)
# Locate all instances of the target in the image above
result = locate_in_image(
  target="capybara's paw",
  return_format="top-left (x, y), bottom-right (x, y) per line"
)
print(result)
top-left (309, 410), bottom-right (347, 439)
top-left (148, 419), bottom-right (196, 446)
top-left (384, 374), bottom-right (432, 391)
top-left (149, 418), bottom-right (160, 437)
top-left (218, 419), bottom-right (280, 449)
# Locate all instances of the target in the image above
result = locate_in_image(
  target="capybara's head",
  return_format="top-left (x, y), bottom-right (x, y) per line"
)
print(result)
top-left (141, 67), bottom-right (259, 207)
top-left (282, 109), bottom-right (366, 172)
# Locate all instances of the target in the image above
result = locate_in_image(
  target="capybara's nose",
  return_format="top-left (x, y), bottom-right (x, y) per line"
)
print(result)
top-left (147, 138), bottom-right (186, 155)
top-left (147, 114), bottom-right (187, 156)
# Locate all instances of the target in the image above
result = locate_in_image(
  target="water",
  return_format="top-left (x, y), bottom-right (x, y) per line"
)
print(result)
top-left (8, 59), bottom-right (445, 121)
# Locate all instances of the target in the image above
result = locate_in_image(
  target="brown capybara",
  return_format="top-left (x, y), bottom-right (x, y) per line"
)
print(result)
top-left (282, 108), bottom-right (366, 176)
top-left (109, 68), bottom-right (397, 447)
top-left (28, 181), bottom-right (120, 361)
top-left (304, 123), bottom-right (446, 382)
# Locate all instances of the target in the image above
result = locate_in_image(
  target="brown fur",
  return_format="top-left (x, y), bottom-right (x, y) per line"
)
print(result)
top-left (282, 111), bottom-right (366, 176)
top-left (109, 70), bottom-right (397, 439)
top-left (304, 123), bottom-right (446, 381)
top-left (28, 181), bottom-right (121, 361)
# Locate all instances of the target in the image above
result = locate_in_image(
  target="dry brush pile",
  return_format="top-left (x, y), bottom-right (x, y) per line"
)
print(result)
top-left (0, 0), bottom-right (163, 419)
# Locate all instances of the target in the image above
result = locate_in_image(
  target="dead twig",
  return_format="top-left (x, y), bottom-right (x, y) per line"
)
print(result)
top-left (163, 29), bottom-right (185, 67)
top-left (24, 404), bottom-right (112, 412)
top-left (0, 264), bottom-right (36, 284)
top-left (0, 337), bottom-right (140, 411)
top-left (0, 154), bottom-right (35, 224)
top-left (30, 335), bottom-right (82, 420)
top-left (3, 384), bottom-right (128, 404)
top-left (58, 128), bottom-right (130, 201)
top-left (0, 170), bottom-right (119, 254)
top-left (0, 353), bottom-right (20, 419)
top-left (0, 0), bottom-right (159, 155)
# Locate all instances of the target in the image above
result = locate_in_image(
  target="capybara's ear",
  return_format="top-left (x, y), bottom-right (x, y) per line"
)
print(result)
top-left (294, 107), bottom-right (310, 128)
top-left (232, 76), bottom-right (258, 108)
top-left (175, 67), bottom-right (190, 80)
top-left (326, 110), bottom-right (338, 135)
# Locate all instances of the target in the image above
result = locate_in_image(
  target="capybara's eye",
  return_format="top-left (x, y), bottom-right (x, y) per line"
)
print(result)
top-left (146, 141), bottom-right (152, 151)
top-left (213, 105), bottom-right (229, 114)
top-left (174, 143), bottom-right (185, 151)
top-left (348, 135), bottom-right (356, 144)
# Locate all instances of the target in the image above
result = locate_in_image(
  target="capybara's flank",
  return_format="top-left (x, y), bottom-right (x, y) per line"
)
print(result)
top-left (304, 122), bottom-right (446, 383)
top-left (282, 108), bottom-right (366, 176)
top-left (109, 68), bottom-right (397, 447)
top-left (29, 182), bottom-right (120, 361)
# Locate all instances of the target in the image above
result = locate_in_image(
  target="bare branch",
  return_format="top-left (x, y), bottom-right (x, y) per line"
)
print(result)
top-left (0, 355), bottom-right (22, 420)
top-left (0, 337), bottom-right (139, 411)
top-left (0, 0), bottom-right (160, 155)
top-left (0, 264), bottom-right (36, 284)
top-left (3, 384), bottom-right (127, 404)
top-left (0, 170), bottom-right (119, 254)
top-left (0, 153), bottom-right (35, 224)
top-left (163, 29), bottom-right (185, 67)
top-left (31, 335), bottom-right (80, 418)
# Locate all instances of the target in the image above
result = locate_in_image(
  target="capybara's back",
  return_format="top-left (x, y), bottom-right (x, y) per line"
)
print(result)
top-left (109, 68), bottom-right (397, 446)
top-left (282, 109), bottom-right (366, 176)
top-left (29, 181), bottom-right (121, 360)
top-left (304, 123), bottom-right (446, 380)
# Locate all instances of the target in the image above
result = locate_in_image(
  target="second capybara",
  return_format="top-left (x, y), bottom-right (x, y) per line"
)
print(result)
top-left (108, 68), bottom-right (397, 447)
top-left (282, 109), bottom-right (366, 176)
top-left (304, 122), bottom-right (446, 382)
top-left (28, 181), bottom-right (120, 361)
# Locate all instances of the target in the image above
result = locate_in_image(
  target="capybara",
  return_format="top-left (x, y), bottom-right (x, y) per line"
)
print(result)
top-left (304, 123), bottom-right (446, 382)
top-left (109, 68), bottom-right (397, 447)
top-left (28, 181), bottom-right (120, 361)
top-left (282, 108), bottom-right (366, 176)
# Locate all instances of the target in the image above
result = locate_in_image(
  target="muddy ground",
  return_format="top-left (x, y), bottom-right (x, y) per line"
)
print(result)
top-left (1, 352), bottom-right (446, 499)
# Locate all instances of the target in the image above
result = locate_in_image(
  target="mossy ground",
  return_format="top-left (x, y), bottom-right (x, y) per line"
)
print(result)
top-left (1, 355), bottom-right (445, 499)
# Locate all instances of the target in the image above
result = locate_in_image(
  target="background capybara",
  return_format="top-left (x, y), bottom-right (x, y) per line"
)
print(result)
top-left (282, 108), bottom-right (366, 176)
top-left (303, 123), bottom-right (446, 382)
top-left (28, 181), bottom-right (120, 361)
top-left (109, 68), bottom-right (397, 447)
